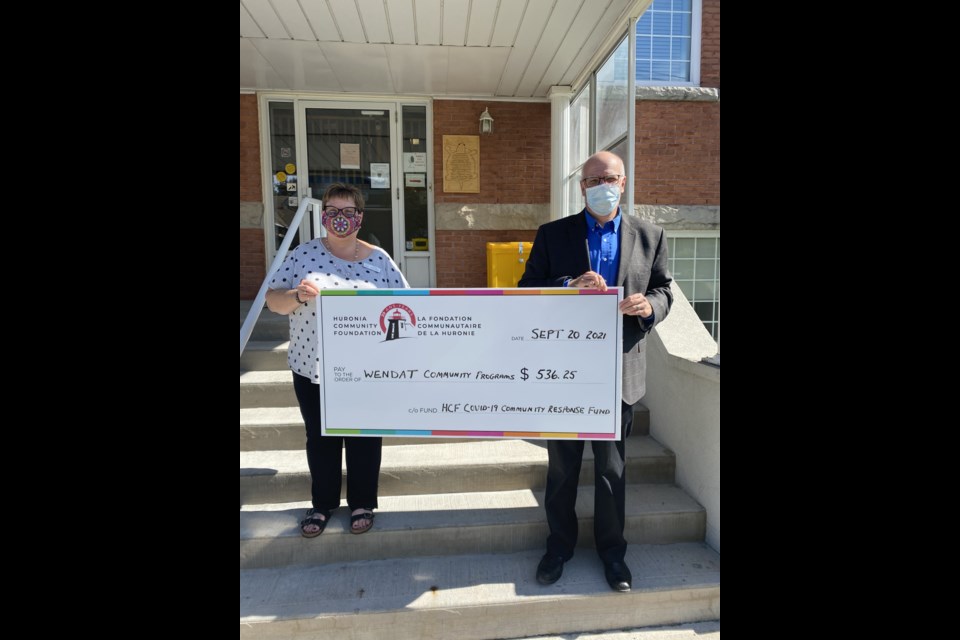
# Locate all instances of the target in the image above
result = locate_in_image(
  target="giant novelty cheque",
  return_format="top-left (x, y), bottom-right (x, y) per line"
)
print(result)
top-left (318, 288), bottom-right (623, 440)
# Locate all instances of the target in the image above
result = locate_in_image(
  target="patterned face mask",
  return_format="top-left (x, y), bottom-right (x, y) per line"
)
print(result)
top-left (322, 211), bottom-right (362, 237)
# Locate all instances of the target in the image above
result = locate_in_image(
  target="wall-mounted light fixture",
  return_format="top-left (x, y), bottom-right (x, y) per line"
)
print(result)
top-left (479, 107), bottom-right (494, 134)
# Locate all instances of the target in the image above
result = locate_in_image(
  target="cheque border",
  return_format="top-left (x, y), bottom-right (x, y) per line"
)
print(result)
top-left (320, 289), bottom-right (618, 296)
top-left (319, 288), bottom-right (622, 440)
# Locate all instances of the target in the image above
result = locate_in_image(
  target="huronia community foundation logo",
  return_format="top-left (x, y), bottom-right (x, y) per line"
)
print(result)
top-left (328, 306), bottom-right (415, 340)
top-left (365, 304), bottom-right (484, 341)
top-left (379, 304), bottom-right (417, 341)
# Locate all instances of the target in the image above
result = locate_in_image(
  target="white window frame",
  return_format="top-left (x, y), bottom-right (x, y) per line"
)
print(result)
top-left (665, 229), bottom-right (720, 342)
top-left (564, 23), bottom-right (637, 217)
top-left (564, 84), bottom-right (592, 216)
top-left (635, 0), bottom-right (702, 87)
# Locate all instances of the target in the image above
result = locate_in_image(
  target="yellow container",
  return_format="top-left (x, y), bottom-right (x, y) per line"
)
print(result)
top-left (486, 242), bottom-right (533, 288)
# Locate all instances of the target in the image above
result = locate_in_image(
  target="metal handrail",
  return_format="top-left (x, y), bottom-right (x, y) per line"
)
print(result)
top-left (240, 197), bottom-right (323, 357)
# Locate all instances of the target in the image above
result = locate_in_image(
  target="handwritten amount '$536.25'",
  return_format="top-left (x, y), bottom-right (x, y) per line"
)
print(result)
top-left (519, 368), bottom-right (577, 381)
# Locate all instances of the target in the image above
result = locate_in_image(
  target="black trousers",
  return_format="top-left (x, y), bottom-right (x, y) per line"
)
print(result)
top-left (292, 372), bottom-right (382, 513)
top-left (544, 401), bottom-right (634, 564)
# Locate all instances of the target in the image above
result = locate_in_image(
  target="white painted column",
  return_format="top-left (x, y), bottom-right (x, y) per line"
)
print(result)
top-left (548, 85), bottom-right (573, 220)
top-left (627, 16), bottom-right (637, 219)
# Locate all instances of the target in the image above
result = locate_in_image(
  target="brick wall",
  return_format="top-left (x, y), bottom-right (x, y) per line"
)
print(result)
top-left (241, 94), bottom-right (264, 299)
top-left (240, 229), bottom-right (266, 299)
top-left (433, 101), bottom-right (549, 287)
top-left (701, 0), bottom-right (720, 88)
top-left (634, 101), bottom-right (720, 205)
top-left (629, 1), bottom-right (720, 205)
top-left (435, 230), bottom-right (538, 288)
top-left (240, 95), bottom-right (262, 201)
top-left (434, 100), bottom-right (550, 205)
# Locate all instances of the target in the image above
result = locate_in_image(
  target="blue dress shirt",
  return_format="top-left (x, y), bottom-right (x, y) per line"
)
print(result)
top-left (585, 209), bottom-right (621, 285)
top-left (579, 208), bottom-right (654, 327)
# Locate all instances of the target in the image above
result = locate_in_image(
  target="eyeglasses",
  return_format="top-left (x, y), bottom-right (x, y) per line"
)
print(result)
top-left (580, 175), bottom-right (622, 188)
top-left (323, 206), bottom-right (360, 218)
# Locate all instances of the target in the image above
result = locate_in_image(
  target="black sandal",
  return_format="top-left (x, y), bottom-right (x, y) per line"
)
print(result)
top-left (350, 509), bottom-right (375, 535)
top-left (300, 508), bottom-right (330, 538)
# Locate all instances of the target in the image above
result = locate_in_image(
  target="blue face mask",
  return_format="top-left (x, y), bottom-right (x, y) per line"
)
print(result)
top-left (585, 183), bottom-right (621, 216)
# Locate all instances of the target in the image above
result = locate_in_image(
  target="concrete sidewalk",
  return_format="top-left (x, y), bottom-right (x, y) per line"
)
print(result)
top-left (510, 621), bottom-right (720, 639)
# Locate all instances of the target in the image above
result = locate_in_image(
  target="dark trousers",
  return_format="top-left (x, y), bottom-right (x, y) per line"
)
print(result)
top-left (292, 372), bottom-right (382, 512)
top-left (544, 401), bottom-right (634, 564)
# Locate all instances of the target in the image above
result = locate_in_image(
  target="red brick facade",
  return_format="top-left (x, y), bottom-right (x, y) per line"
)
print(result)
top-left (634, 101), bottom-right (720, 205)
top-left (240, 95), bottom-right (261, 201)
top-left (240, 94), bottom-right (264, 299)
top-left (240, 228), bottom-right (266, 299)
top-left (435, 230), bottom-right (538, 289)
top-left (433, 101), bottom-right (551, 205)
top-left (432, 100), bottom-right (551, 287)
top-left (700, 0), bottom-right (720, 89)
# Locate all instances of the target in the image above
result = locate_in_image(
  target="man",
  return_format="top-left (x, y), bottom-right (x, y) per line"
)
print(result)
top-left (518, 151), bottom-right (673, 592)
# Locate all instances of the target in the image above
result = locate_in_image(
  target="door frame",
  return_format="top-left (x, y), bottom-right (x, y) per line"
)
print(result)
top-left (258, 93), bottom-right (435, 286)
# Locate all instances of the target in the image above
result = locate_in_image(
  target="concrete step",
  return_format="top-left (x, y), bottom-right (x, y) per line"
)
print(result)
top-left (241, 408), bottom-right (304, 451)
top-left (240, 405), bottom-right (650, 451)
top-left (501, 622), bottom-right (720, 640)
top-left (240, 437), bottom-right (675, 506)
top-left (240, 370), bottom-right (298, 408)
top-left (241, 340), bottom-right (290, 371)
top-left (241, 301), bottom-right (291, 341)
top-left (240, 484), bottom-right (704, 569)
top-left (239, 542), bottom-right (720, 639)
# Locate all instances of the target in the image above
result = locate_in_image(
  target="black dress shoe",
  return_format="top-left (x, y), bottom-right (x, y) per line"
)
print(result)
top-left (536, 554), bottom-right (565, 585)
top-left (604, 560), bottom-right (632, 592)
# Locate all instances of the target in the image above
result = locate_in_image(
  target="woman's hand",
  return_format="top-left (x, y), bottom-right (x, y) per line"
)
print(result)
top-left (295, 279), bottom-right (320, 302)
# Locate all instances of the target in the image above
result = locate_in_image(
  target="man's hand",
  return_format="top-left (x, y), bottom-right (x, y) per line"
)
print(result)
top-left (569, 271), bottom-right (607, 291)
top-left (619, 293), bottom-right (652, 318)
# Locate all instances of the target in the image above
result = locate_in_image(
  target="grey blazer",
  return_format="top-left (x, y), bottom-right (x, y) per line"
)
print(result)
top-left (518, 211), bottom-right (673, 404)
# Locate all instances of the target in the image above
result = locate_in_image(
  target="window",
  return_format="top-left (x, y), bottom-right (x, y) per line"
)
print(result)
top-left (667, 232), bottom-right (719, 341)
top-left (568, 86), bottom-right (590, 175)
top-left (636, 0), bottom-right (701, 85)
top-left (268, 102), bottom-right (300, 253)
top-left (596, 36), bottom-right (630, 152)
top-left (565, 85), bottom-right (591, 216)
top-left (564, 22), bottom-right (639, 217)
top-left (566, 36), bottom-right (632, 217)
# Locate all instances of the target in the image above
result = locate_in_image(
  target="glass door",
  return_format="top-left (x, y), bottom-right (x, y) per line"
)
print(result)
top-left (298, 102), bottom-right (399, 258)
top-left (264, 98), bottom-right (434, 286)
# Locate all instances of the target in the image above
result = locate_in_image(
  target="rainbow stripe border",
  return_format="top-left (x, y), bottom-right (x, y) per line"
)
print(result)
top-left (321, 287), bottom-right (620, 440)
top-left (325, 429), bottom-right (615, 439)
top-left (321, 288), bottom-right (618, 296)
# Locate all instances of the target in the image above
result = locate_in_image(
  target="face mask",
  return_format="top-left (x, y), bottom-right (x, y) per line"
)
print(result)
top-left (322, 212), bottom-right (362, 238)
top-left (585, 183), bottom-right (621, 216)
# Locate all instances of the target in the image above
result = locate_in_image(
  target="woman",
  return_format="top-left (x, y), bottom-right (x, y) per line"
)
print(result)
top-left (265, 183), bottom-right (409, 537)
